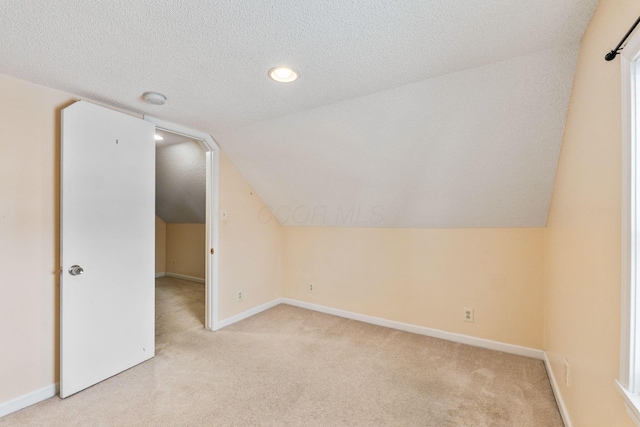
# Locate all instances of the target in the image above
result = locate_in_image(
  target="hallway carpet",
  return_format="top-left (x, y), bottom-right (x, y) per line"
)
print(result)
top-left (1, 277), bottom-right (563, 426)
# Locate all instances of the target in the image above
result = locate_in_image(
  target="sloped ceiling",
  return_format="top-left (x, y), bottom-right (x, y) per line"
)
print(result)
top-left (156, 130), bottom-right (206, 224)
top-left (0, 0), bottom-right (598, 227)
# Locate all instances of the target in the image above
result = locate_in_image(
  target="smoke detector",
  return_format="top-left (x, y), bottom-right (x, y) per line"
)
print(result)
top-left (142, 92), bottom-right (166, 105)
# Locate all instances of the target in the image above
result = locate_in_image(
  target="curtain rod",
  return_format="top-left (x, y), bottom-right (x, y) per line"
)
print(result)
top-left (605, 16), bottom-right (640, 61)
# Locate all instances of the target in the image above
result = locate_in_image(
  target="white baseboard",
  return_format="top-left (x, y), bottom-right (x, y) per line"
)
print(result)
top-left (164, 272), bottom-right (205, 284)
top-left (280, 299), bottom-right (571, 420)
top-left (1, 301), bottom-right (555, 420)
top-left (544, 353), bottom-right (572, 427)
top-left (0, 383), bottom-right (58, 418)
top-left (216, 298), bottom-right (284, 330)
top-left (281, 298), bottom-right (544, 360)
top-left (155, 272), bottom-right (165, 278)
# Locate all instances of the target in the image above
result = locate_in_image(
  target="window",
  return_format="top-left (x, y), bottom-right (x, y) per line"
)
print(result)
top-left (619, 28), bottom-right (640, 426)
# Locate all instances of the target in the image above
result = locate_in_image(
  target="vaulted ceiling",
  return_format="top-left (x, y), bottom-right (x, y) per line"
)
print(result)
top-left (0, 0), bottom-right (598, 227)
top-left (155, 130), bottom-right (206, 224)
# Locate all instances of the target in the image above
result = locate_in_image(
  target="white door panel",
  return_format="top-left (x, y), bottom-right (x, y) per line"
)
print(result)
top-left (61, 101), bottom-right (155, 398)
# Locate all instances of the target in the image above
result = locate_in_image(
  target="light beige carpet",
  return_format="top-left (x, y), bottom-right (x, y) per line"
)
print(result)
top-left (1, 277), bottom-right (563, 426)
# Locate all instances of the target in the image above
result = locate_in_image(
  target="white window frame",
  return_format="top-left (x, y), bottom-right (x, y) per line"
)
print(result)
top-left (619, 27), bottom-right (640, 426)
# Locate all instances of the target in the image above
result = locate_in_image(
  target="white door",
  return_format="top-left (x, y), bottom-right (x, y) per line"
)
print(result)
top-left (60, 101), bottom-right (155, 398)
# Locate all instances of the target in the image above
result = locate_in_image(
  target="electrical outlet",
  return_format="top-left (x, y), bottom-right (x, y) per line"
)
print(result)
top-left (237, 291), bottom-right (243, 301)
top-left (309, 282), bottom-right (315, 293)
top-left (464, 307), bottom-right (474, 323)
top-left (564, 358), bottom-right (570, 387)
top-left (172, 260), bottom-right (176, 266)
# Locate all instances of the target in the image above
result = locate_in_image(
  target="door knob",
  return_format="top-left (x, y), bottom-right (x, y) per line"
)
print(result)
top-left (69, 265), bottom-right (84, 276)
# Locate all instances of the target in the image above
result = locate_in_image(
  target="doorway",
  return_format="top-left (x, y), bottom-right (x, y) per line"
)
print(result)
top-left (145, 116), bottom-right (220, 332)
top-left (155, 129), bottom-right (207, 327)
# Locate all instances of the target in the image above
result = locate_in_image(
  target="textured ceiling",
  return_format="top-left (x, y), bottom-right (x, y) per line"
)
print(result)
top-left (0, 0), bottom-right (598, 227)
top-left (156, 130), bottom-right (206, 224)
top-left (218, 45), bottom-right (579, 227)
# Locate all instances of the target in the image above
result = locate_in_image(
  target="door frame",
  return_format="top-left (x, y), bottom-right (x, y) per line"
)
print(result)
top-left (144, 115), bottom-right (221, 331)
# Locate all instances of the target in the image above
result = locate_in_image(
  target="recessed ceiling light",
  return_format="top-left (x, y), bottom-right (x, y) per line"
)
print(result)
top-left (268, 66), bottom-right (299, 83)
top-left (143, 91), bottom-right (167, 105)
top-left (154, 134), bottom-right (164, 141)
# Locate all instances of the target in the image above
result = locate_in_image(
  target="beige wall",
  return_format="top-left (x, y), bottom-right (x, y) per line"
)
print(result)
top-left (165, 223), bottom-right (205, 279)
top-left (284, 227), bottom-right (544, 348)
top-left (0, 72), bottom-right (283, 406)
top-left (155, 216), bottom-right (166, 274)
top-left (218, 151), bottom-right (283, 320)
top-left (0, 76), bottom-right (72, 403)
top-left (543, 1), bottom-right (640, 426)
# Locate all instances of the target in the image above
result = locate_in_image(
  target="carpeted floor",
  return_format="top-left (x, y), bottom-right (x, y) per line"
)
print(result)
top-left (1, 277), bottom-right (563, 426)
